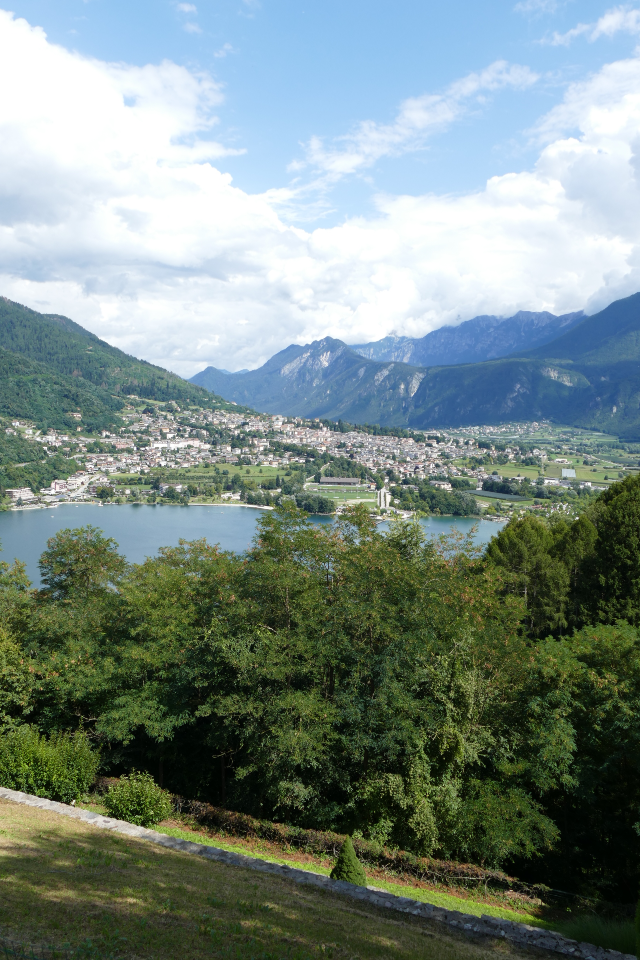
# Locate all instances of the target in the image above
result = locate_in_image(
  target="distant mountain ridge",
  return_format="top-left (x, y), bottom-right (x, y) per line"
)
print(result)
top-left (350, 309), bottom-right (584, 366)
top-left (190, 293), bottom-right (640, 439)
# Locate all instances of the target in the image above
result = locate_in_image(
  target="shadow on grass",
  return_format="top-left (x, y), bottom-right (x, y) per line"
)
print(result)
top-left (0, 935), bottom-right (119, 960)
top-left (0, 802), bottom-right (496, 960)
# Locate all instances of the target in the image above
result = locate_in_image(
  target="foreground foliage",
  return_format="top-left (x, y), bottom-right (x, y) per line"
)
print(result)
top-left (103, 771), bottom-right (173, 827)
top-left (0, 727), bottom-right (98, 803)
top-left (2, 481), bottom-right (640, 899)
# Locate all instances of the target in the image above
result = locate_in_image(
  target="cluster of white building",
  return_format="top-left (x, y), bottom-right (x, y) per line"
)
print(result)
top-left (7, 405), bottom-right (597, 511)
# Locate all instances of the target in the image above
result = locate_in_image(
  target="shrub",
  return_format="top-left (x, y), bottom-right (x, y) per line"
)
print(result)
top-left (554, 916), bottom-right (636, 956)
top-left (636, 897), bottom-right (639, 959)
top-left (330, 836), bottom-right (367, 886)
top-left (0, 725), bottom-right (99, 803)
top-left (104, 772), bottom-right (173, 827)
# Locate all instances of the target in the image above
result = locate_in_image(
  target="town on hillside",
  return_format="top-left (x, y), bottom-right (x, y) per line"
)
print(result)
top-left (1, 399), bottom-right (632, 521)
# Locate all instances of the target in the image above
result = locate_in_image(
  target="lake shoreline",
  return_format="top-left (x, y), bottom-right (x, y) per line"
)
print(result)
top-left (7, 499), bottom-right (505, 523)
top-left (0, 504), bottom-right (500, 587)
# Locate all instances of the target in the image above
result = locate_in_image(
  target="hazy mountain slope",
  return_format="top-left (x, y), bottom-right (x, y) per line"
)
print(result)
top-left (0, 297), bottom-right (229, 409)
top-left (351, 310), bottom-right (584, 366)
top-left (191, 337), bottom-right (593, 430)
top-left (525, 292), bottom-right (640, 364)
top-left (191, 292), bottom-right (640, 438)
top-left (0, 347), bottom-right (124, 431)
top-left (191, 338), bottom-right (429, 422)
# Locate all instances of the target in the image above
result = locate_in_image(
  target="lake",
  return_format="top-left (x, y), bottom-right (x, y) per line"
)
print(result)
top-left (0, 504), bottom-right (503, 586)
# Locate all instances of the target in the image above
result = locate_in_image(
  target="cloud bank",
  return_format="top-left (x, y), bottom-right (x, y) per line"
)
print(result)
top-left (290, 61), bottom-right (539, 183)
top-left (1, 9), bottom-right (640, 375)
top-left (549, 5), bottom-right (640, 45)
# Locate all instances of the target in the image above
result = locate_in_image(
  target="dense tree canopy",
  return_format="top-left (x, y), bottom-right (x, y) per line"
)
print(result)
top-left (2, 483), bottom-right (640, 899)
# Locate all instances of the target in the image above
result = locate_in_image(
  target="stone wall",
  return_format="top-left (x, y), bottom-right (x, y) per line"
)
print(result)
top-left (0, 787), bottom-right (633, 960)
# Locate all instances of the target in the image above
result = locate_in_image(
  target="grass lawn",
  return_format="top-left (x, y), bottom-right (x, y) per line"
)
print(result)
top-left (155, 827), bottom-right (541, 925)
top-left (305, 485), bottom-right (376, 504)
top-left (0, 799), bottom-right (536, 960)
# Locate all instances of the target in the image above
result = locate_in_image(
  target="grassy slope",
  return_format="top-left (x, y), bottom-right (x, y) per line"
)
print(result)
top-left (156, 825), bottom-right (541, 925)
top-left (0, 298), bottom-right (240, 412)
top-left (0, 799), bottom-right (533, 960)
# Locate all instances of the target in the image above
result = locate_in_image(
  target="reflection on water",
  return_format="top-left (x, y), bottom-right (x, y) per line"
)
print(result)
top-left (0, 503), bottom-right (501, 587)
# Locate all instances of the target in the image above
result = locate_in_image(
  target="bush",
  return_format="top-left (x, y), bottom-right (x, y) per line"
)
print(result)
top-left (554, 916), bottom-right (636, 956)
top-left (104, 772), bottom-right (173, 827)
top-left (0, 725), bottom-right (99, 803)
top-left (330, 836), bottom-right (367, 886)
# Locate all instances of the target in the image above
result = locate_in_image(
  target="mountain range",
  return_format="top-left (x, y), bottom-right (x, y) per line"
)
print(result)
top-left (4, 291), bottom-right (640, 440)
top-left (190, 293), bottom-right (640, 439)
top-left (350, 309), bottom-right (584, 366)
top-left (0, 297), bottom-right (236, 431)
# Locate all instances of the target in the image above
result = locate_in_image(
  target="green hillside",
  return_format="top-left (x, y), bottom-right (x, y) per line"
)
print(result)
top-left (0, 347), bottom-right (124, 432)
top-left (525, 292), bottom-right (640, 364)
top-left (0, 297), bottom-right (232, 410)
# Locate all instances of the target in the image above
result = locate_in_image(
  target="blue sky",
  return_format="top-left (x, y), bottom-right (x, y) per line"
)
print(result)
top-left (11, 0), bottom-right (639, 207)
top-left (2, 0), bottom-right (640, 371)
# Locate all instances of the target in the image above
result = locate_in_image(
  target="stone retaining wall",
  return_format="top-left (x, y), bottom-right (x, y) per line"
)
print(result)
top-left (0, 787), bottom-right (633, 960)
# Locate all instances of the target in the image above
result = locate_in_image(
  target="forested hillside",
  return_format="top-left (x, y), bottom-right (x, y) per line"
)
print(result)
top-left (0, 298), bottom-right (232, 410)
top-left (3, 482), bottom-right (640, 901)
top-left (0, 347), bottom-right (124, 432)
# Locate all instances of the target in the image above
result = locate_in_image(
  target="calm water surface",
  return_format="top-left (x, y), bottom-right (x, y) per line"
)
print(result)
top-left (0, 503), bottom-right (501, 586)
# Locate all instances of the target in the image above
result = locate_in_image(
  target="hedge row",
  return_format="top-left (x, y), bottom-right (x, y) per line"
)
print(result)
top-left (171, 798), bottom-right (546, 898)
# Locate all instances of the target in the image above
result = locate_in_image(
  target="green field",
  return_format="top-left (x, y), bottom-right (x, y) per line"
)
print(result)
top-left (305, 483), bottom-right (376, 503)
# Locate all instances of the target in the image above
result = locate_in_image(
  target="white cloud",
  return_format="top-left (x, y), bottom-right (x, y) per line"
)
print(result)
top-left (213, 43), bottom-right (235, 58)
top-left (176, 3), bottom-right (197, 12)
top-left (292, 61), bottom-right (539, 184)
top-left (548, 5), bottom-right (640, 45)
top-left (183, 21), bottom-right (202, 34)
top-left (2, 10), bottom-right (640, 376)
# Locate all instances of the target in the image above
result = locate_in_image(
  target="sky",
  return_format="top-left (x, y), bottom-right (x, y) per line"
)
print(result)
top-left (2, 1), bottom-right (640, 374)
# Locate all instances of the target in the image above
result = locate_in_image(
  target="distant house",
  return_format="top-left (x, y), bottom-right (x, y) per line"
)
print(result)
top-left (159, 483), bottom-right (184, 494)
top-left (429, 480), bottom-right (452, 491)
top-left (6, 487), bottom-right (36, 502)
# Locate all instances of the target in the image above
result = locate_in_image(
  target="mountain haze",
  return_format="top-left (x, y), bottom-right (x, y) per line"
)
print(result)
top-left (351, 310), bottom-right (584, 366)
top-left (191, 338), bottom-right (429, 424)
top-left (191, 293), bottom-right (640, 438)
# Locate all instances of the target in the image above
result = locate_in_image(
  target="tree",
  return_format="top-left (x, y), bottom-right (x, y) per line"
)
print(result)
top-left (0, 627), bottom-right (33, 728)
top-left (330, 837), bottom-right (367, 885)
top-left (579, 475), bottom-right (640, 625)
top-left (515, 623), bottom-right (640, 899)
top-left (485, 516), bottom-right (570, 637)
top-left (38, 526), bottom-right (127, 601)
